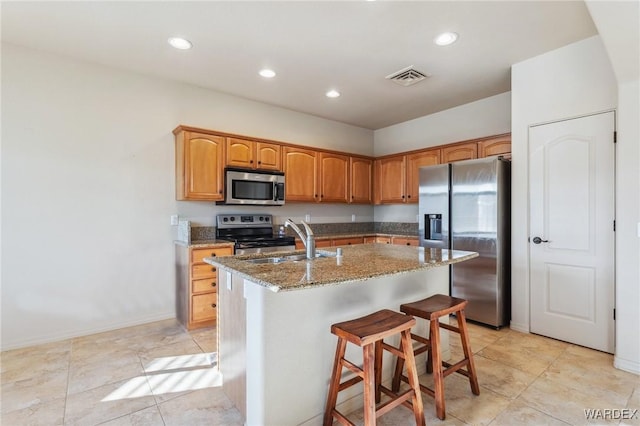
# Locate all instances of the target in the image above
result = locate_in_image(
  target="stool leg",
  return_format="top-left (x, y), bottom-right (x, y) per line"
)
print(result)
top-left (458, 310), bottom-right (480, 395)
top-left (324, 338), bottom-right (347, 426)
top-left (401, 329), bottom-right (426, 426)
top-left (430, 318), bottom-right (446, 420)
top-left (391, 339), bottom-right (405, 392)
top-left (374, 340), bottom-right (383, 404)
top-left (362, 343), bottom-right (376, 426)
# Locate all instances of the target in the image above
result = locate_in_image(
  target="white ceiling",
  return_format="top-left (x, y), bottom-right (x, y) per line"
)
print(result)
top-left (1, 1), bottom-right (598, 130)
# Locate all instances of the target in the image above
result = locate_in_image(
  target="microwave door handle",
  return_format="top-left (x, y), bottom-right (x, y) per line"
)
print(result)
top-left (274, 182), bottom-right (279, 201)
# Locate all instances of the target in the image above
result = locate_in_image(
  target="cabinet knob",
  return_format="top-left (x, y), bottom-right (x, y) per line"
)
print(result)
top-left (211, 303), bottom-right (217, 308)
top-left (250, 160), bottom-right (254, 163)
top-left (211, 282), bottom-right (216, 287)
top-left (258, 161), bottom-right (261, 164)
top-left (407, 195), bottom-right (411, 198)
top-left (219, 190), bottom-right (223, 194)
top-left (211, 253), bottom-right (217, 257)
top-left (211, 267), bottom-right (216, 272)
top-left (402, 195), bottom-right (405, 198)
top-left (406, 242), bottom-right (410, 246)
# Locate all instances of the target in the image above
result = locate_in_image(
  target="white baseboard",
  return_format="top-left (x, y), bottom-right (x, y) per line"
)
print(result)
top-left (614, 356), bottom-right (640, 375)
top-left (1, 311), bottom-right (176, 351)
top-left (509, 321), bottom-right (529, 334)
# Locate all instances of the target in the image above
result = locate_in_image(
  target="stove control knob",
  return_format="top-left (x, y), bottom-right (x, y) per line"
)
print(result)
top-left (264, 217), bottom-right (270, 222)
top-left (223, 217), bottom-right (228, 222)
top-left (259, 216), bottom-right (264, 221)
top-left (230, 217), bottom-right (235, 222)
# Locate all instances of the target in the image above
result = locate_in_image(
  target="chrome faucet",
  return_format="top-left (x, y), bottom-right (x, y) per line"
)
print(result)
top-left (284, 218), bottom-right (315, 260)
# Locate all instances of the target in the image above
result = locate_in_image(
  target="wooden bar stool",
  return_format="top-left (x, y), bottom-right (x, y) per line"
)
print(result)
top-left (391, 294), bottom-right (480, 420)
top-left (324, 309), bottom-right (425, 426)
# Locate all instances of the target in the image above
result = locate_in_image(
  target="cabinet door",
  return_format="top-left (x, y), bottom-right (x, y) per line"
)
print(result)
top-left (478, 135), bottom-right (511, 158)
top-left (319, 152), bottom-right (349, 203)
top-left (378, 156), bottom-right (406, 203)
top-left (226, 137), bottom-right (255, 168)
top-left (350, 157), bottom-right (373, 204)
top-left (256, 142), bottom-right (281, 170)
top-left (406, 149), bottom-right (440, 203)
top-left (283, 147), bottom-right (318, 202)
top-left (442, 142), bottom-right (477, 163)
top-left (178, 132), bottom-right (224, 200)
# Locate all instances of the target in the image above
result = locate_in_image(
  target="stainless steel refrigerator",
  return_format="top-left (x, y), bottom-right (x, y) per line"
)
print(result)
top-left (419, 157), bottom-right (510, 328)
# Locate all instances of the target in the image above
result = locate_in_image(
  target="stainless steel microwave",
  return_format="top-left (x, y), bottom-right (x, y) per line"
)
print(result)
top-left (221, 168), bottom-right (285, 206)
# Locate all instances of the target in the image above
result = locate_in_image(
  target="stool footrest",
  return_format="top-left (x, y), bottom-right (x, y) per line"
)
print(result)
top-left (331, 409), bottom-right (355, 426)
top-left (375, 387), bottom-right (416, 418)
top-left (381, 341), bottom-right (404, 359)
top-left (341, 358), bottom-right (364, 378)
top-left (398, 373), bottom-right (437, 398)
top-left (442, 359), bottom-right (471, 378)
top-left (338, 375), bottom-right (363, 392)
top-left (439, 322), bottom-right (459, 333)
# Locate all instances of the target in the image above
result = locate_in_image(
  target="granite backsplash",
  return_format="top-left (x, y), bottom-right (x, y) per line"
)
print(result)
top-left (186, 222), bottom-right (418, 243)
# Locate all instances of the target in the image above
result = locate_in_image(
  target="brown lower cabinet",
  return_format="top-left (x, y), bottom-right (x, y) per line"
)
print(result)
top-left (176, 244), bottom-right (234, 330)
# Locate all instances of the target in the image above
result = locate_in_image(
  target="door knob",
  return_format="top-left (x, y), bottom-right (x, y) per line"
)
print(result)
top-left (532, 237), bottom-right (549, 244)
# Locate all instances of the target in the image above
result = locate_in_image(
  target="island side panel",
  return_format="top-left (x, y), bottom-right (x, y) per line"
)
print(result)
top-left (218, 270), bottom-right (247, 419)
top-left (244, 266), bottom-right (449, 426)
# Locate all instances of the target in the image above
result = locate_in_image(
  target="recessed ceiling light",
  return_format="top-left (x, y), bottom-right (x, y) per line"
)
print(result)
top-left (326, 90), bottom-right (341, 98)
top-left (434, 32), bottom-right (458, 46)
top-left (259, 69), bottom-right (276, 78)
top-left (168, 37), bottom-right (192, 50)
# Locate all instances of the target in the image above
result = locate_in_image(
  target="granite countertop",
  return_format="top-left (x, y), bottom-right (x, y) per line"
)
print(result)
top-left (174, 239), bottom-right (235, 248)
top-left (204, 244), bottom-right (477, 292)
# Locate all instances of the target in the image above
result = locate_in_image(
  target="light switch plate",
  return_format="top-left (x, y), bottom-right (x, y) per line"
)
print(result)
top-left (305, 214), bottom-right (311, 222)
top-left (170, 215), bottom-right (179, 226)
top-left (352, 214), bottom-right (356, 222)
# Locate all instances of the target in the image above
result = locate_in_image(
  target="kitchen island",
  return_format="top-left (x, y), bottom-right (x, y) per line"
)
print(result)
top-left (205, 244), bottom-right (477, 426)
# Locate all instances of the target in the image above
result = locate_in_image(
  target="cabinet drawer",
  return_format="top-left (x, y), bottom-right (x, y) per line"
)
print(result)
top-left (392, 237), bottom-right (418, 246)
top-left (192, 247), bottom-right (233, 264)
top-left (192, 263), bottom-right (217, 280)
top-left (332, 237), bottom-right (364, 246)
top-left (375, 236), bottom-right (392, 244)
top-left (192, 277), bottom-right (217, 294)
top-left (192, 293), bottom-right (217, 322)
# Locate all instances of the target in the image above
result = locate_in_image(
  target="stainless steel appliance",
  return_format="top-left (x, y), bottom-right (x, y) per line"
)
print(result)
top-left (419, 157), bottom-right (511, 328)
top-left (221, 168), bottom-right (285, 206)
top-left (216, 214), bottom-right (295, 254)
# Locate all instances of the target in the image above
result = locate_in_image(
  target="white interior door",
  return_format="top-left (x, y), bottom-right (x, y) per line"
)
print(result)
top-left (529, 111), bottom-right (615, 353)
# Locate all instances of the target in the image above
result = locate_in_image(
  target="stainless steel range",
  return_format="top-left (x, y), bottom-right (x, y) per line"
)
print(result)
top-left (216, 214), bottom-right (296, 255)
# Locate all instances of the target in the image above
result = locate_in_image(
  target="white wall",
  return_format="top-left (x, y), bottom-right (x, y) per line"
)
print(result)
top-left (373, 92), bottom-right (511, 223)
top-left (0, 44), bottom-right (373, 350)
top-left (511, 35), bottom-right (619, 336)
top-left (586, 0), bottom-right (640, 375)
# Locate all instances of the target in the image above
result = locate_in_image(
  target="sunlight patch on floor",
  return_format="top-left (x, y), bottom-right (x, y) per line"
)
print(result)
top-left (101, 352), bottom-right (221, 402)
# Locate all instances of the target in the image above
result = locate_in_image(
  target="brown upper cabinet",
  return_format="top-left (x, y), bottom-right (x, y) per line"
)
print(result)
top-left (226, 138), bottom-right (281, 170)
top-left (441, 142), bottom-right (478, 163)
top-left (226, 137), bottom-right (281, 170)
top-left (175, 130), bottom-right (225, 201)
top-left (478, 135), bottom-right (512, 159)
top-left (319, 152), bottom-right (349, 203)
top-left (376, 156), bottom-right (406, 203)
top-left (406, 149), bottom-right (440, 203)
top-left (350, 157), bottom-right (373, 204)
top-left (375, 148), bottom-right (440, 204)
top-left (283, 146), bottom-right (318, 202)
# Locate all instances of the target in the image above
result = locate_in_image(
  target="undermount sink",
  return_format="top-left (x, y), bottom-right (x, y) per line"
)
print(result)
top-left (245, 252), bottom-right (333, 264)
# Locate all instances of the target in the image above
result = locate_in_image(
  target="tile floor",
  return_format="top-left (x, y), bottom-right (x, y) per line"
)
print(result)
top-left (1, 318), bottom-right (638, 425)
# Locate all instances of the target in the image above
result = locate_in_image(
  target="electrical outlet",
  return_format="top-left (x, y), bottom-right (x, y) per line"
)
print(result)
top-left (305, 214), bottom-right (311, 222)
top-left (352, 214), bottom-right (356, 222)
top-left (170, 215), bottom-right (179, 226)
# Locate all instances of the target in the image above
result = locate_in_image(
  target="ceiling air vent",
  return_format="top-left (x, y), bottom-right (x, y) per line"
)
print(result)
top-left (385, 66), bottom-right (430, 87)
